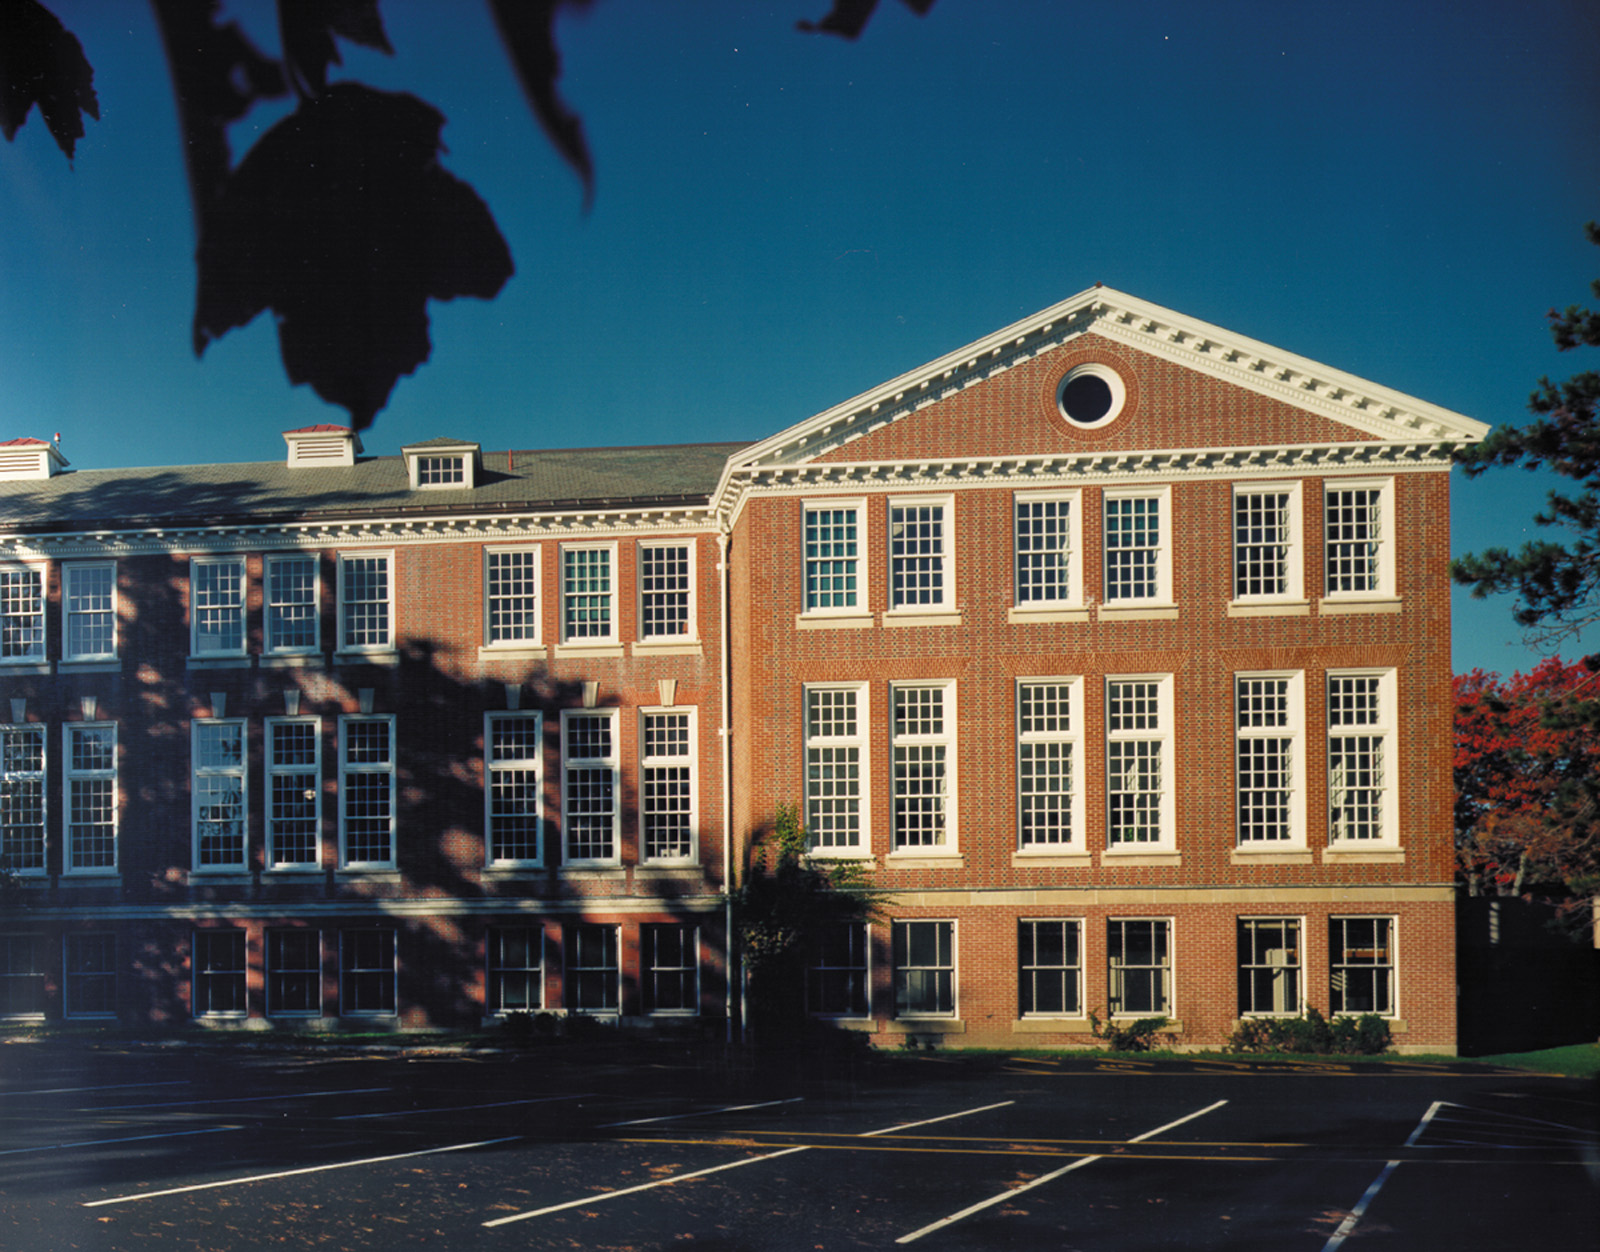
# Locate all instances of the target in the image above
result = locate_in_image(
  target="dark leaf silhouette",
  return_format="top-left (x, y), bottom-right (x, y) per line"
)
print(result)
top-left (798, 0), bottom-right (935, 40)
top-left (193, 83), bottom-right (514, 427)
top-left (0, 0), bottom-right (99, 159)
top-left (487, 0), bottom-right (594, 208)
top-left (279, 0), bottom-right (393, 98)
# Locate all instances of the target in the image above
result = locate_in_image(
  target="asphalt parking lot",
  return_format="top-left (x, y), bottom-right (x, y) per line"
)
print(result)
top-left (1, 1040), bottom-right (1595, 1251)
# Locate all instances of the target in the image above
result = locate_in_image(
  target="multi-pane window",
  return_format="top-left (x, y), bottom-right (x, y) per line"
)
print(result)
top-left (486, 713), bottom-right (542, 865)
top-left (562, 710), bottom-right (618, 862)
top-left (0, 935), bottom-right (46, 1017)
top-left (485, 548), bottom-right (539, 646)
top-left (641, 710), bottom-right (694, 862)
top-left (642, 923), bottom-right (698, 1013)
top-left (193, 929), bottom-right (247, 1016)
top-left (267, 929), bottom-right (321, 1015)
top-left (803, 502), bottom-right (862, 613)
top-left (0, 566), bottom-right (44, 662)
top-left (65, 724), bottom-right (116, 872)
top-left (1106, 678), bottom-right (1170, 848)
top-left (565, 924), bottom-right (619, 1013)
top-left (639, 543), bottom-right (693, 638)
top-left (889, 499), bottom-right (949, 609)
top-left (892, 683), bottom-right (953, 851)
top-left (193, 719), bottom-right (247, 870)
top-left (488, 926), bottom-right (542, 1013)
top-left (0, 725), bottom-right (46, 872)
top-left (1328, 672), bottom-right (1393, 843)
top-left (1238, 918), bottom-right (1301, 1015)
top-left (338, 553), bottom-right (392, 651)
top-left (191, 558), bottom-right (245, 655)
top-left (64, 562), bottom-right (116, 660)
top-left (1014, 493), bottom-right (1080, 605)
top-left (340, 928), bottom-right (396, 1015)
top-left (267, 718), bottom-right (320, 869)
top-left (1017, 680), bottom-right (1081, 849)
top-left (1329, 917), bottom-right (1394, 1015)
top-left (1236, 675), bottom-right (1302, 845)
top-left (416, 454), bottom-right (465, 486)
top-left (1108, 919), bottom-right (1170, 1016)
top-left (805, 685), bottom-right (867, 852)
top-left (65, 932), bottom-right (116, 1017)
top-left (339, 716), bottom-right (395, 867)
top-left (1103, 492), bottom-right (1167, 602)
top-left (807, 923), bottom-right (869, 1017)
top-left (265, 554), bottom-right (319, 653)
top-left (1325, 481), bottom-right (1392, 597)
top-left (892, 919), bottom-right (955, 1017)
top-left (1234, 487), bottom-right (1300, 600)
top-left (1019, 919), bottom-right (1082, 1017)
top-left (561, 546), bottom-right (614, 642)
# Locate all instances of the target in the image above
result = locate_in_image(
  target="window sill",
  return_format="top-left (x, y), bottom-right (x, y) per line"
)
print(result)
top-left (552, 642), bottom-right (624, 659)
top-left (1101, 850), bottom-right (1181, 866)
top-left (634, 864), bottom-right (702, 876)
top-left (1008, 605), bottom-right (1090, 625)
top-left (885, 1018), bottom-right (964, 1034)
top-left (1323, 847), bottom-right (1405, 864)
top-left (59, 873), bottom-right (119, 885)
top-left (560, 866), bottom-right (625, 878)
top-left (1319, 596), bottom-right (1401, 615)
top-left (882, 610), bottom-right (962, 628)
top-left (58, 659), bottom-right (119, 673)
top-left (631, 639), bottom-right (702, 657)
top-left (1231, 848), bottom-right (1313, 865)
top-left (1012, 851), bottom-right (1092, 868)
top-left (335, 868), bottom-right (400, 878)
top-left (260, 653), bottom-right (323, 668)
top-left (333, 650), bottom-right (399, 666)
top-left (478, 645), bottom-right (546, 661)
top-left (1013, 1017), bottom-right (1094, 1034)
top-left (0, 660), bottom-right (50, 675)
top-left (483, 863), bottom-right (547, 875)
top-left (1098, 604), bottom-right (1178, 621)
top-left (809, 1016), bottom-right (877, 1031)
top-left (264, 866), bottom-right (322, 875)
top-left (190, 869), bottom-right (250, 879)
top-left (1227, 600), bottom-right (1311, 618)
top-left (797, 612), bottom-right (874, 630)
top-left (186, 655), bottom-right (251, 669)
top-left (886, 853), bottom-right (965, 870)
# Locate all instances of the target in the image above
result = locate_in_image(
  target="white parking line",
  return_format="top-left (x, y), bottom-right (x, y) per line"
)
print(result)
top-left (895, 1099), bottom-right (1228, 1244)
top-left (601, 1096), bottom-right (804, 1128)
top-left (1320, 1159), bottom-right (1400, 1252)
top-left (93, 1086), bottom-right (390, 1111)
top-left (0, 1126), bottom-right (241, 1157)
top-left (0, 1080), bottom-right (191, 1098)
top-left (83, 1137), bottom-right (520, 1207)
top-left (336, 1093), bottom-right (593, 1121)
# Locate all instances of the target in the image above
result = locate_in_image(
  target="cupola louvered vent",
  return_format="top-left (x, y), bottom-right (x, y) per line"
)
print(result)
top-left (284, 425), bottom-right (362, 468)
top-left (0, 439), bottom-right (67, 479)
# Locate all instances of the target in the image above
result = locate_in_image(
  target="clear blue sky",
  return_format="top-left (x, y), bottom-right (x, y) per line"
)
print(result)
top-left (2, 0), bottom-right (1596, 675)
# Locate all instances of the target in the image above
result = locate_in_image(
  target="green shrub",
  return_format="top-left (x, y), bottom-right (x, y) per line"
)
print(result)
top-left (1088, 1010), bottom-right (1169, 1052)
top-left (1225, 1008), bottom-right (1390, 1056)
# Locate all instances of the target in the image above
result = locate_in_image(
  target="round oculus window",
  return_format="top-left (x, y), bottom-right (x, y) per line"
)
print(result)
top-left (1056, 363), bottom-right (1126, 429)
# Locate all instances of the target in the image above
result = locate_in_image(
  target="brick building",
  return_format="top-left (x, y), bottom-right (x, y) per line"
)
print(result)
top-left (0, 287), bottom-right (1485, 1051)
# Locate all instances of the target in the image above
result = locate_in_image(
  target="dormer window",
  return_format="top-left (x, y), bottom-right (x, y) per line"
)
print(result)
top-left (417, 455), bottom-right (465, 486)
top-left (403, 438), bottom-right (479, 490)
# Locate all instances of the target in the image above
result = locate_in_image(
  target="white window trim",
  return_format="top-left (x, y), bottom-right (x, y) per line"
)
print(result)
top-left (807, 921), bottom-right (872, 1019)
top-left (1234, 671), bottom-right (1306, 849)
top-left (338, 714), bottom-right (397, 870)
top-left (1101, 486), bottom-right (1173, 608)
top-left (189, 556), bottom-right (248, 658)
top-left (407, 451), bottom-right (473, 490)
top-left (63, 932), bottom-right (117, 1019)
top-left (484, 711), bottom-right (544, 868)
top-left (800, 497), bottom-right (868, 620)
top-left (1329, 914), bottom-right (1399, 1019)
top-left (804, 682), bottom-right (871, 857)
top-left (1104, 675), bottom-right (1175, 853)
top-left (892, 917), bottom-right (958, 1020)
top-left (1237, 915), bottom-right (1305, 1018)
top-left (1107, 916), bottom-right (1174, 1020)
top-left (639, 706), bottom-right (698, 865)
top-left (1326, 668), bottom-right (1401, 849)
top-left (558, 542), bottom-right (619, 646)
top-left (62, 560), bottom-right (118, 662)
top-left (63, 722), bottom-right (117, 876)
top-left (266, 928), bottom-right (322, 1018)
top-left (266, 715), bottom-right (322, 872)
top-left (560, 708), bottom-right (621, 866)
top-left (889, 680), bottom-right (958, 857)
top-left (339, 927), bottom-right (397, 1017)
top-left (636, 539), bottom-right (698, 643)
top-left (886, 494), bottom-right (955, 615)
top-left (0, 723), bottom-right (47, 875)
top-left (0, 562), bottom-right (47, 665)
top-left (192, 929), bottom-right (248, 1018)
top-left (1231, 482), bottom-right (1305, 606)
top-left (335, 550), bottom-right (396, 656)
top-left (192, 718), bottom-right (248, 873)
top-left (565, 922), bottom-right (621, 1015)
top-left (1015, 677), bottom-right (1085, 854)
top-left (1012, 489), bottom-right (1084, 610)
top-left (643, 923), bottom-right (701, 1016)
top-left (1322, 477), bottom-right (1396, 602)
top-left (483, 545), bottom-right (542, 650)
top-left (1018, 917), bottom-right (1086, 1019)
top-left (487, 925), bottom-right (545, 1015)
top-left (264, 553), bottom-right (320, 656)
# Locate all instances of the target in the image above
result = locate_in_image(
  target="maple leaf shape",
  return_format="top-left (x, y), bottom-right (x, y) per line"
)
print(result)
top-left (193, 83), bottom-right (513, 427)
top-left (0, 0), bottom-right (99, 159)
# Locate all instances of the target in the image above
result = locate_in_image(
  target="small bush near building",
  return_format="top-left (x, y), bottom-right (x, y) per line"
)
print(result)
top-left (1088, 1011), bottom-right (1170, 1052)
top-left (1226, 1007), bottom-right (1391, 1055)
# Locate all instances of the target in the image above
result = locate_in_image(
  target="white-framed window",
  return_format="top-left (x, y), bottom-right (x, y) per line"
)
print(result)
top-left (190, 557), bottom-right (246, 656)
top-left (415, 453), bottom-right (465, 487)
top-left (561, 709), bottom-right (618, 864)
top-left (888, 496), bottom-right (952, 612)
top-left (1103, 488), bottom-right (1171, 604)
top-left (804, 684), bottom-right (869, 854)
top-left (565, 923), bottom-right (619, 1014)
top-left (0, 934), bottom-right (47, 1018)
top-left (1235, 673), bottom-right (1305, 846)
top-left (639, 542), bottom-right (695, 639)
top-left (338, 715), bottom-right (395, 868)
top-left (892, 919), bottom-right (955, 1017)
top-left (486, 712), bottom-right (542, 866)
top-left (193, 929), bottom-right (247, 1016)
top-left (1105, 676), bottom-right (1173, 850)
top-left (560, 543), bottom-right (616, 644)
top-left (642, 923), bottom-right (699, 1014)
top-left (641, 708), bottom-right (695, 863)
top-left (336, 552), bottom-right (393, 653)
top-left (802, 499), bottom-right (864, 616)
top-left (0, 564), bottom-right (45, 663)
top-left (65, 723), bottom-right (116, 873)
top-left (488, 926), bottom-right (543, 1013)
top-left (1327, 670), bottom-right (1397, 845)
top-left (892, 681), bottom-right (956, 852)
top-left (807, 922), bottom-right (870, 1017)
top-left (267, 928), bottom-right (321, 1016)
top-left (1238, 917), bottom-right (1302, 1016)
top-left (1324, 479), bottom-right (1395, 599)
top-left (265, 554), bottom-right (319, 654)
top-left (1017, 679), bottom-right (1083, 850)
top-left (1233, 483), bottom-right (1303, 602)
top-left (266, 717), bottom-right (320, 869)
top-left (63, 562), bottom-right (117, 661)
top-left (64, 932), bottom-right (116, 1017)
top-left (1108, 918), bottom-right (1170, 1017)
top-left (1019, 918), bottom-right (1083, 1017)
top-left (193, 719), bottom-right (247, 871)
top-left (340, 928), bottom-right (396, 1015)
top-left (484, 546), bottom-right (540, 647)
top-left (1329, 916), bottom-right (1395, 1016)
top-left (0, 725), bottom-right (46, 873)
top-left (1014, 491), bottom-right (1083, 606)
